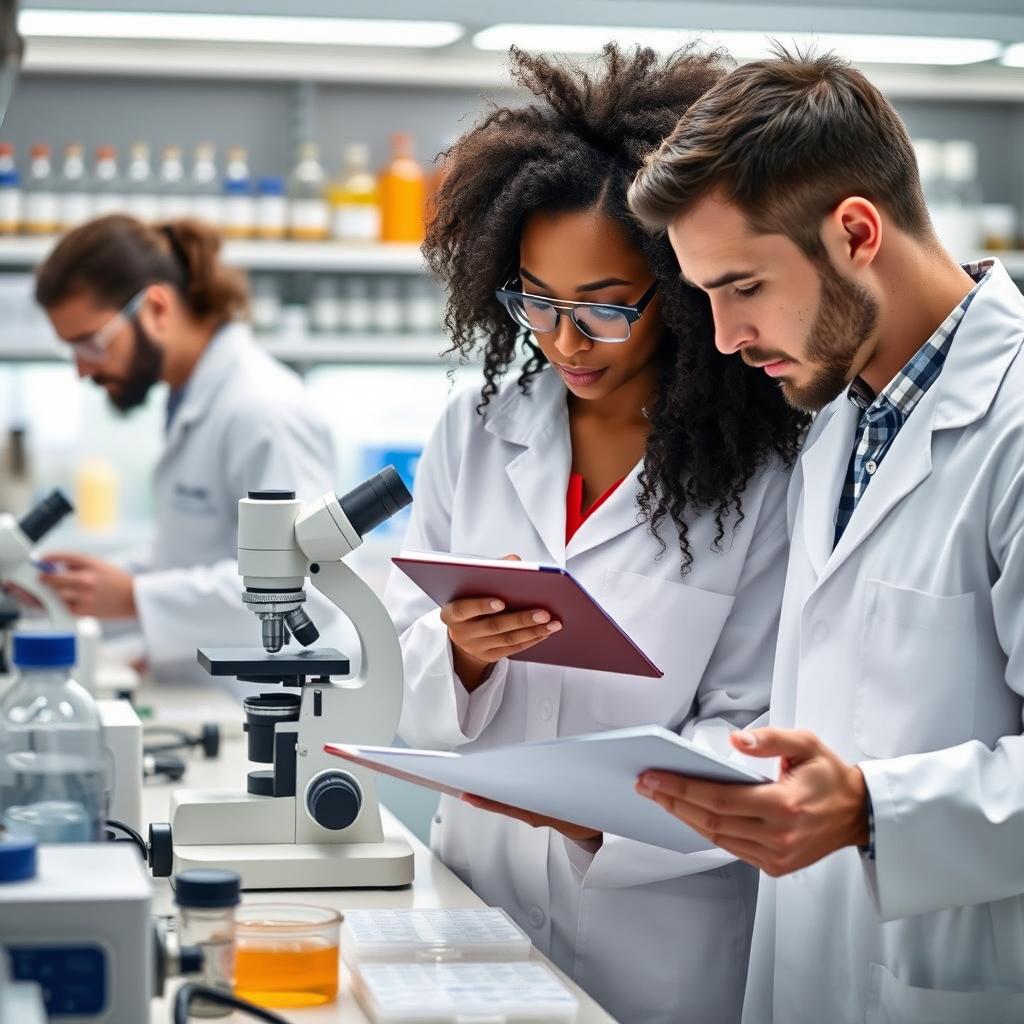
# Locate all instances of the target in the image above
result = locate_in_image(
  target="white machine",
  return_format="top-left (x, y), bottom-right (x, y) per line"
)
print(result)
top-left (166, 469), bottom-right (416, 890)
top-left (97, 699), bottom-right (144, 835)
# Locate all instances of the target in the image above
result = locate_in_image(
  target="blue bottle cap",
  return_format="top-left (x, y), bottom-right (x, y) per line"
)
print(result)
top-left (223, 178), bottom-right (251, 195)
top-left (12, 631), bottom-right (76, 669)
top-left (174, 868), bottom-right (241, 908)
top-left (0, 837), bottom-right (37, 882)
top-left (0, 169), bottom-right (19, 186)
top-left (257, 176), bottom-right (285, 196)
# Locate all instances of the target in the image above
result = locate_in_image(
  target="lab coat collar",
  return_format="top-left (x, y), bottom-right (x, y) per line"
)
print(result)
top-left (801, 259), bottom-right (1023, 586)
top-left (484, 367), bottom-right (646, 563)
top-left (163, 322), bottom-right (253, 452)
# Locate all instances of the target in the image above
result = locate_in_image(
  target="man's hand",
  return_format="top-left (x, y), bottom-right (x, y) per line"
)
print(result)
top-left (635, 728), bottom-right (869, 877)
top-left (462, 794), bottom-right (602, 844)
top-left (39, 551), bottom-right (136, 619)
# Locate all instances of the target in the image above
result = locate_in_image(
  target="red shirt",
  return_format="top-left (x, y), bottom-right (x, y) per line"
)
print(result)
top-left (565, 472), bottom-right (625, 543)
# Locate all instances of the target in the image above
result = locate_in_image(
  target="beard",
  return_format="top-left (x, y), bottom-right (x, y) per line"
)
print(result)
top-left (744, 263), bottom-right (880, 414)
top-left (93, 321), bottom-right (165, 413)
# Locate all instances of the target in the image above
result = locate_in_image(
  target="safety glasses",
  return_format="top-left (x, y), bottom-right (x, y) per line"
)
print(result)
top-left (495, 279), bottom-right (659, 344)
top-left (68, 288), bottom-right (146, 364)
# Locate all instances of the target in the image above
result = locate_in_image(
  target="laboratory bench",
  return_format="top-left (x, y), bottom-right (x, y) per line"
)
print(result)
top-left (138, 684), bottom-right (618, 1024)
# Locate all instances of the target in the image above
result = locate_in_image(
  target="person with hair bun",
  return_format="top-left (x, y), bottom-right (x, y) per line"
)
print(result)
top-left (386, 45), bottom-right (807, 1024)
top-left (31, 213), bottom-right (348, 681)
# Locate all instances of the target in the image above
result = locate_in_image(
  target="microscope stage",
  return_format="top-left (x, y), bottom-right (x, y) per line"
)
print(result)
top-left (198, 647), bottom-right (351, 679)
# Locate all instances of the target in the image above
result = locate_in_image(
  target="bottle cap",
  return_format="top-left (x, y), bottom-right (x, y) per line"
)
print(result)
top-left (0, 837), bottom-right (37, 883)
top-left (12, 632), bottom-right (76, 669)
top-left (174, 869), bottom-right (241, 909)
top-left (257, 176), bottom-right (285, 196)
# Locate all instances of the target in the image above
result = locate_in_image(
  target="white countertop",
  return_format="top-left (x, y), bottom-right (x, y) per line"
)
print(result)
top-left (140, 685), bottom-right (617, 1024)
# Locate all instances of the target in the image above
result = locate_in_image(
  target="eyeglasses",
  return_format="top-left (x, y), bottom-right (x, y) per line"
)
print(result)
top-left (495, 279), bottom-right (659, 344)
top-left (68, 289), bottom-right (147, 364)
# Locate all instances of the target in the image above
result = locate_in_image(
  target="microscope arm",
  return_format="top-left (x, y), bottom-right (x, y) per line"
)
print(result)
top-left (2, 560), bottom-right (76, 628)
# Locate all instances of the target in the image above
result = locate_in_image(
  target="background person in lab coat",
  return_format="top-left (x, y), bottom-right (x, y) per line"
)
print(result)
top-left (387, 45), bottom-right (808, 1024)
top-left (629, 49), bottom-right (1024, 1024)
top-left (30, 214), bottom-right (347, 680)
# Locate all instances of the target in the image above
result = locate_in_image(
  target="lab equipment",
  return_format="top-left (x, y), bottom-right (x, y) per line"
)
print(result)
top-left (234, 903), bottom-right (341, 1008)
top-left (222, 147), bottom-right (255, 239)
top-left (0, 488), bottom-right (103, 693)
top-left (328, 724), bottom-right (770, 856)
top-left (0, 142), bottom-right (21, 235)
top-left (164, 468), bottom-right (416, 889)
top-left (288, 142), bottom-right (330, 241)
top-left (330, 143), bottom-right (380, 242)
top-left (175, 868), bottom-right (241, 1018)
top-left (97, 697), bottom-right (143, 834)
top-left (352, 961), bottom-right (579, 1024)
top-left (57, 143), bottom-right (92, 231)
top-left (0, 945), bottom-right (45, 1024)
top-left (341, 908), bottom-right (531, 966)
top-left (189, 142), bottom-right (223, 228)
top-left (91, 145), bottom-right (125, 218)
top-left (379, 133), bottom-right (425, 243)
top-left (125, 141), bottom-right (159, 224)
top-left (392, 551), bottom-right (662, 676)
top-left (23, 143), bottom-right (57, 235)
top-left (255, 177), bottom-right (288, 241)
top-left (1, 632), bottom-right (106, 843)
top-left (157, 144), bottom-right (191, 221)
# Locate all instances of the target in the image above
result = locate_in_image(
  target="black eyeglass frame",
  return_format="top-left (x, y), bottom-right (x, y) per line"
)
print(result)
top-left (494, 278), bottom-right (659, 343)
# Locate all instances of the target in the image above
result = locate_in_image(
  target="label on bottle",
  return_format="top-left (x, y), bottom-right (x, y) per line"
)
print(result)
top-left (93, 194), bottom-right (128, 218)
top-left (24, 191), bottom-right (59, 234)
top-left (257, 195), bottom-right (288, 239)
top-left (223, 195), bottom-right (255, 238)
top-left (289, 199), bottom-right (329, 240)
top-left (59, 192), bottom-right (92, 231)
top-left (190, 195), bottom-right (222, 228)
top-left (334, 204), bottom-right (380, 242)
top-left (160, 195), bottom-right (192, 221)
top-left (0, 188), bottom-right (22, 233)
top-left (127, 194), bottom-right (161, 225)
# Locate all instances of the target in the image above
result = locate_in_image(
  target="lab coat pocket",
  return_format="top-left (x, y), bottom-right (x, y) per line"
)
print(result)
top-left (865, 963), bottom-right (1024, 1024)
top-left (856, 581), bottom-right (976, 759)
top-left (590, 570), bottom-right (735, 727)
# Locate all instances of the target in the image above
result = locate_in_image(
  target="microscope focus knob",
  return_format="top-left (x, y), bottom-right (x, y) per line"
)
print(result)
top-left (307, 771), bottom-right (363, 831)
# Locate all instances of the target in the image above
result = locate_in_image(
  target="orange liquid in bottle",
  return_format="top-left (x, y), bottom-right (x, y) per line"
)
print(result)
top-left (379, 132), bottom-right (425, 243)
top-left (234, 941), bottom-right (340, 1009)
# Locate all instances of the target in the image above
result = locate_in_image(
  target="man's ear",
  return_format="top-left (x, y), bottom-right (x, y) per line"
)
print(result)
top-left (821, 197), bottom-right (882, 273)
top-left (136, 283), bottom-right (174, 336)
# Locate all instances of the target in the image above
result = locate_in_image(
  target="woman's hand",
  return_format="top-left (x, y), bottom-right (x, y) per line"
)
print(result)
top-left (442, 555), bottom-right (561, 691)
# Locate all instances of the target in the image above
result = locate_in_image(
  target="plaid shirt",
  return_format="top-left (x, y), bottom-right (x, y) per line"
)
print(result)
top-left (834, 261), bottom-right (991, 549)
top-left (837, 261), bottom-right (992, 860)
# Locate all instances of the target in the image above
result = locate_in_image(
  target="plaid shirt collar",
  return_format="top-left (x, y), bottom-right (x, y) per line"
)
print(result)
top-left (846, 259), bottom-right (994, 418)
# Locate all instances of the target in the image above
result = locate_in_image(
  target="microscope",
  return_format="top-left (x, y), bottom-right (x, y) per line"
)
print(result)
top-left (0, 488), bottom-right (102, 694)
top-left (166, 468), bottom-right (416, 889)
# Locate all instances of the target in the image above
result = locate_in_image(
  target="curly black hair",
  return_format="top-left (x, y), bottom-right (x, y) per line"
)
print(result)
top-left (424, 44), bottom-right (809, 572)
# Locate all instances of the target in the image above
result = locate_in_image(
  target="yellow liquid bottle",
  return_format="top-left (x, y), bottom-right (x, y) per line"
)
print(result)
top-left (379, 133), bottom-right (425, 244)
top-left (75, 457), bottom-right (119, 532)
top-left (235, 941), bottom-right (339, 1009)
top-left (329, 143), bottom-right (380, 243)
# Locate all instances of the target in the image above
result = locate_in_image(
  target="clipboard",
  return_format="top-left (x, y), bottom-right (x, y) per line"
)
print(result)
top-left (392, 551), bottom-right (662, 678)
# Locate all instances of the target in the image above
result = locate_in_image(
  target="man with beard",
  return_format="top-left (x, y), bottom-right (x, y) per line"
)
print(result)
top-left (627, 48), bottom-right (1024, 1024)
top-left (30, 214), bottom-right (347, 681)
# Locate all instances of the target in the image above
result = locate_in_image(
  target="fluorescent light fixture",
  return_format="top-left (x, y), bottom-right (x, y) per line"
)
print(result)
top-left (19, 10), bottom-right (464, 48)
top-left (1000, 43), bottom-right (1024, 67)
top-left (473, 24), bottom-right (1002, 66)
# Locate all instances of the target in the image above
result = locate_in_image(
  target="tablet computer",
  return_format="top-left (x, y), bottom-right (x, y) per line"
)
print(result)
top-left (392, 551), bottom-right (662, 678)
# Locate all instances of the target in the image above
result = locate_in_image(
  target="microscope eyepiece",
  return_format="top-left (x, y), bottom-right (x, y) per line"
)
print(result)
top-left (338, 467), bottom-right (412, 539)
top-left (18, 488), bottom-right (73, 543)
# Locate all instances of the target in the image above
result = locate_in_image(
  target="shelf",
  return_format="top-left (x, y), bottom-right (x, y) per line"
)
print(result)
top-left (0, 236), bottom-right (426, 274)
top-left (0, 333), bottom-right (463, 367)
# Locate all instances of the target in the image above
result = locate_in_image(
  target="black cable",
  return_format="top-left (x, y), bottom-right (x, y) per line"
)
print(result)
top-left (105, 818), bottom-right (148, 860)
top-left (173, 983), bottom-right (292, 1024)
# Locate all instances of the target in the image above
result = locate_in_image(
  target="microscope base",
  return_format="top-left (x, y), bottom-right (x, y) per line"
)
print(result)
top-left (172, 835), bottom-right (415, 890)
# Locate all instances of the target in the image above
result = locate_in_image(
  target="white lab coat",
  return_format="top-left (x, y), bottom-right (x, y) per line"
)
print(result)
top-left (386, 367), bottom-right (792, 1024)
top-left (743, 260), bottom-right (1024, 1024)
top-left (125, 322), bottom-right (351, 678)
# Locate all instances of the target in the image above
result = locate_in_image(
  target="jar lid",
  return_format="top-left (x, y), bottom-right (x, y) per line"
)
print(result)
top-left (175, 868), bottom-right (241, 908)
top-left (0, 837), bottom-right (37, 882)
top-left (258, 176), bottom-right (285, 195)
top-left (12, 632), bottom-right (76, 669)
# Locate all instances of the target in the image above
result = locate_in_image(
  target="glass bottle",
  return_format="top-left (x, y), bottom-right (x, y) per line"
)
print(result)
top-left (190, 143), bottom-right (223, 228)
top-left (256, 176), bottom-right (287, 241)
top-left (125, 141), bottom-right (159, 225)
top-left (91, 145), bottom-right (125, 218)
top-left (23, 144), bottom-right (59, 235)
top-left (0, 633), bottom-right (106, 843)
top-left (222, 146), bottom-right (255, 239)
top-left (0, 143), bottom-right (21, 235)
top-left (158, 145), bottom-right (191, 221)
top-left (330, 143), bottom-right (380, 242)
top-left (287, 142), bottom-right (329, 242)
top-left (379, 133), bottom-right (425, 243)
top-left (57, 143), bottom-right (92, 232)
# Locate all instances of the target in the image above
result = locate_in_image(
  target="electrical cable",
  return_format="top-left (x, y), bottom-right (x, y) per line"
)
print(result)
top-left (173, 983), bottom-right (292, 1024)
top-left (105, 818), bottom-right (148, 859)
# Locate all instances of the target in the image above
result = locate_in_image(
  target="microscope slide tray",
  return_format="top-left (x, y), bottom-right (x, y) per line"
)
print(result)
top-left (197, 647), bottom-right (350, 677)
top-left (326, 726), bottom-right (771, 857)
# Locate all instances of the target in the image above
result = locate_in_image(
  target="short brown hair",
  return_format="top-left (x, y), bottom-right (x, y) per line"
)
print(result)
top-left (36, 214), bottom-right (248, 325)
top-left (628, 48), bottom-right (932, 258)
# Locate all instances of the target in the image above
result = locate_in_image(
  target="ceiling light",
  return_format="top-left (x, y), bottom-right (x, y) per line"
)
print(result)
top-left (473, 24), bottom-right (1001, 67)
top-left (19, 10), bottom-right (464, 48)
top-left (1000, 43), bottom-right (1024, 67)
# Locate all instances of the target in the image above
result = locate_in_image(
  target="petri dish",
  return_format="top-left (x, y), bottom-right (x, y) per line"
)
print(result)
top-left (234, 903), bottom-right (342, 1009)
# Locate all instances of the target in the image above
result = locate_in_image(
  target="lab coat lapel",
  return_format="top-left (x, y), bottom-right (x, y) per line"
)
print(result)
top-left (485, 369), bottom-right (571, 565)
top-left (798, 399), bottom-right (859, 579)
top-left (564, 460), bottom-right (644, 559)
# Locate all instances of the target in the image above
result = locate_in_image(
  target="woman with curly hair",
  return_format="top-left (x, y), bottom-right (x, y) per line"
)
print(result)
top-left (386, 44), bottom-right (808, 1024)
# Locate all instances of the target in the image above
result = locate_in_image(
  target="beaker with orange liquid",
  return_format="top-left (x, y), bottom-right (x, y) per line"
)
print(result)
top-left (234, 904), bottom-right (342, 1009)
